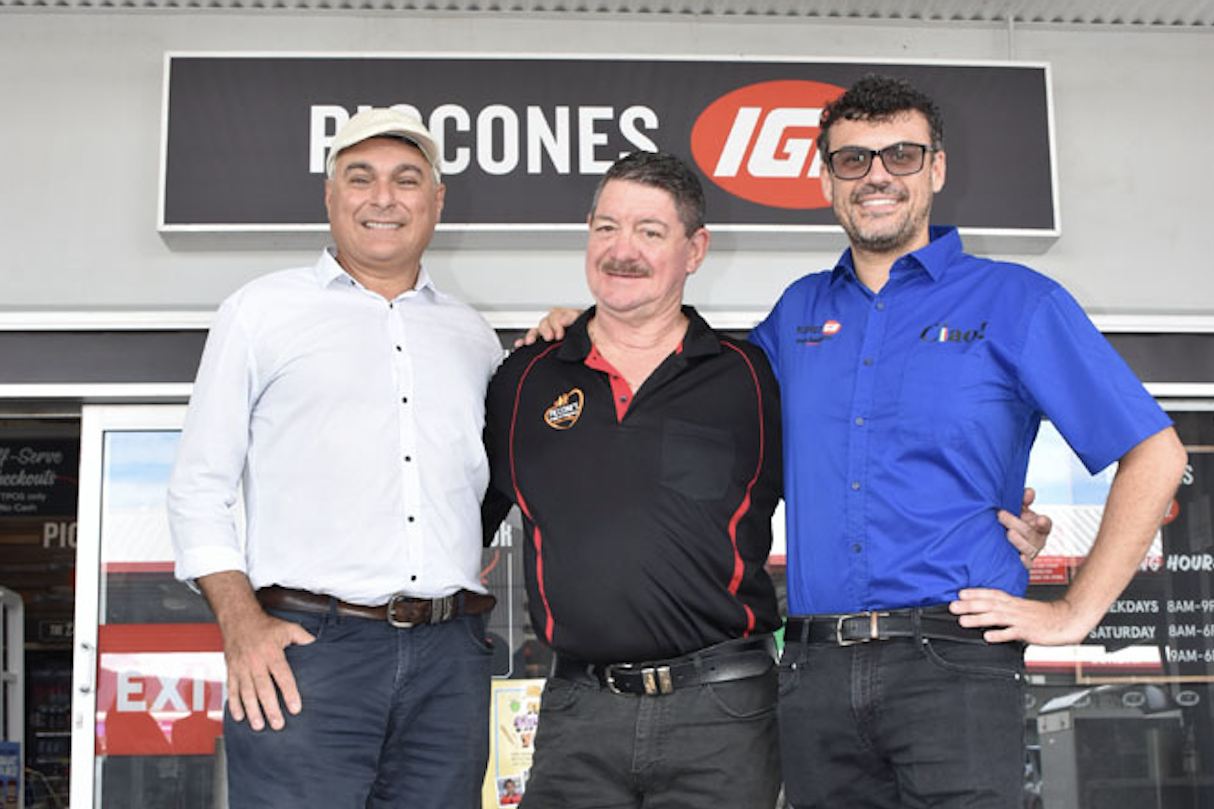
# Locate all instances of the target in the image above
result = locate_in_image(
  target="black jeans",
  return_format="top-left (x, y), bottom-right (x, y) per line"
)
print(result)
top-left (778, 632), bottom-right (1025, 809)
top-left (521, 667), bottom-right (781, 808)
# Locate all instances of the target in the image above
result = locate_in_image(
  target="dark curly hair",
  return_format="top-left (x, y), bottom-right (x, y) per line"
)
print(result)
top-left (817, 74), bottom-right (945, 155)
top-left (590, 151), bottom-right (706, 237)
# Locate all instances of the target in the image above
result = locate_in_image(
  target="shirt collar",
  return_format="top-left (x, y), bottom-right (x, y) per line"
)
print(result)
top-left (557, 305), bottom-right (720, 362)
top-left (313, 247), bottom-right (436, 298)
top-left (829, 225), bottom-right (962, 286)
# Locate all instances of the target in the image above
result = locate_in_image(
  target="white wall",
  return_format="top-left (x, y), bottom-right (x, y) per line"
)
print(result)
top-left (0, 12), bottom-right (1211, 315)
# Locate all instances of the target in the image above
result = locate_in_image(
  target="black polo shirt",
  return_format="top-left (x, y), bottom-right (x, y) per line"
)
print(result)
top-left (484, 306), bottom-right (782, 664)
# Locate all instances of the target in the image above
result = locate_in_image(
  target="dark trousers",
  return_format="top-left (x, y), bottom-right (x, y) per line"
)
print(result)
top-left (778, 632), bottom-right (1025, 809)
top-left (223, 607), bottom-right (493, 809)
top-left (521, 668), bottom-right (781, 809)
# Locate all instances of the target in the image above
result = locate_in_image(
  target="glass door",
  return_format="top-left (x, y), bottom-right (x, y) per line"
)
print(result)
top-left (70, 405), bottom-right (224, 809)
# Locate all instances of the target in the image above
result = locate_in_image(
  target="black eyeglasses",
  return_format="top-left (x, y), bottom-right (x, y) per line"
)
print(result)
top-left (826, 142), bottom-right (934, 180)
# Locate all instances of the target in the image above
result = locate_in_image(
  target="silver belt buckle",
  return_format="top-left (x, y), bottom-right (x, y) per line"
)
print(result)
top-left (836, 611), bottom-right (889, 646)
top-left (604, 663), bottom-right (675, 695)
top-left (604, 663), bottom-right (629, 695)
top-left (386, 593), bottom-right (415, 628)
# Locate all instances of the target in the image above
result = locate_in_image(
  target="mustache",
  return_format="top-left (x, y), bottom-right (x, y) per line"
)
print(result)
top-left (600, 258), bottom-right (651, 277)
top-left (851, 181), bottom-right (908, 202)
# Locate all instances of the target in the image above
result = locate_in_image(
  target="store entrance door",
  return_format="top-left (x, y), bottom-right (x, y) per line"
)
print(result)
top-left (70, 404), bottom-right (225, 809)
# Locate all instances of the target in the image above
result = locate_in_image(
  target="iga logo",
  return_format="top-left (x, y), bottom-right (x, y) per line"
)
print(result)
top-left (691, 80), bottom-right (845, 210)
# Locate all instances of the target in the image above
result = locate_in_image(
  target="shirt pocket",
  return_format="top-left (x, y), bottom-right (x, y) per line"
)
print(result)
top-left (659, 418), bottom-right (736, 501)
top-left (897, 345), bottom-right (980, 445)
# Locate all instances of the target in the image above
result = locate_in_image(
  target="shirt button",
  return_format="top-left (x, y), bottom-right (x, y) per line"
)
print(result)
top-left (852, 544), bottom-right (862, 553)
top-left (854, 417), bottom-right (865, 426)
top-left (404, 456), bottom-right (412, 462)
top-left (863, 358), bottom-right (874, 366)
top-left (402, 397), bottom-right (408, 404)
top-left (396, 345), bottom-right (402, 352)
top-left (407, 516), bottom-right (415, 523)
top-left (619, 395), bottom-right (628, 402)
top-left (875, 301), bottom-right (885, 311)
top-left (410, 575), bottom-right (417, 582)
top-left (851, 481), bottom-right (861, 491)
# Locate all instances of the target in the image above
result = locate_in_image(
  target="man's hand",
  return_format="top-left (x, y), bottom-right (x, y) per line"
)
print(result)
top-left (513, 307), bottom-right (582, 347)
top-left (997, 487), bottom-right (1052, 570)
top-left (950, 589), bottom-right (1088, 646)
top-left (199, 572), bottom-right (315, 731)
top-left (958, 428), bottom-right (1187, 646)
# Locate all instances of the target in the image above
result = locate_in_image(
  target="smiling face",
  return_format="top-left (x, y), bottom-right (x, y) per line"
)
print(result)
top-left (585, 179), bottom-right (709, 323)
top-left (324, 137), bottom-right (445, 289)
top-left (820, 110), bottom-right (946, 259)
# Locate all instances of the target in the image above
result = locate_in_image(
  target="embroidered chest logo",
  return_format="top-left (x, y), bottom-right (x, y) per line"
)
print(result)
top-left (796, 319), bottom-right (842, 346)
top-left (544, 388), bottom-right (584, 430)
top-left (919, 321), bottom-right (988, 343)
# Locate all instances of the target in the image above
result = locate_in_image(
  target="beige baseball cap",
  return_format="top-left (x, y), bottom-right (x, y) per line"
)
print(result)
top-left (325, 107), bottom-right (442, 181)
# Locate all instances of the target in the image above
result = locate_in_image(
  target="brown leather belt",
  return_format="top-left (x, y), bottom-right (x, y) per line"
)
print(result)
top-left (257, 585), bottom-right (495, 628)
top-left (786, 606), bottom-right (989, 646)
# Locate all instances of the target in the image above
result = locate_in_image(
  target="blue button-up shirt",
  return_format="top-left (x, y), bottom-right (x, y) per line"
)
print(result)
top-left (752, 227), bottom-right (1171, 615)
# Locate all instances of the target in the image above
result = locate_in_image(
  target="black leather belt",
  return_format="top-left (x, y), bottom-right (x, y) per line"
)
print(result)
top-left (786, 606), bottom-right (989, 646)
top-left (553, 635), bottom-right (776, 696)
top-left (257, 585), bottom-right (495, 628)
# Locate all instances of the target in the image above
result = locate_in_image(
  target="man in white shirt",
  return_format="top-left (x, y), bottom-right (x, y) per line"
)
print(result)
top-left (168, 108), bottom-right (503, 808)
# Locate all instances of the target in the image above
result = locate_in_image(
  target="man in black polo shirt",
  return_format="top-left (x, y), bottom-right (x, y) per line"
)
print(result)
top-left (483, 151), bottom-right (784, 808)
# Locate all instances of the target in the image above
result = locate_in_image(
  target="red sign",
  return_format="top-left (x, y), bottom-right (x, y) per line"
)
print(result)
top-left (96, 623), bottom-right (224, 756)
top-left (691, 80), bottom-right (845, 210)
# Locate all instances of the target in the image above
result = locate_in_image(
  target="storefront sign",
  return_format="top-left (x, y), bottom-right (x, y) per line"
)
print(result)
top-left (95, 624), bottom-right (225, 756)
top-left (0, 440), bottom-right (78, 517)
top-left (160, 55), bottom-right (1056, 244)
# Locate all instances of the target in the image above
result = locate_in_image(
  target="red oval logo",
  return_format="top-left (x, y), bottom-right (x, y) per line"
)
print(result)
top-left (691, 80), bottom-right (845, 210)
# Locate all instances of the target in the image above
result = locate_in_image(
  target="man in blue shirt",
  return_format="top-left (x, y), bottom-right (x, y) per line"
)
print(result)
top-left (751, 74), bottom-right (1187, 808)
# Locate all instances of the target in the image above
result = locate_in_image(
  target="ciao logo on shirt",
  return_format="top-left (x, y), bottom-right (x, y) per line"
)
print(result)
top-left (690, 79), bottom-right (845, 210)
top-left (544, 389), bottom-right (584, 430)
top-left (920, 322), bottom-right (988, 344)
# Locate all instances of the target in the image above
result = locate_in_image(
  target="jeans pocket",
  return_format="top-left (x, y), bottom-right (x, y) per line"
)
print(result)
top-left (264, 606), bottom-right (331, 644)
top-left (920, 638), bottom-right (1025, 682)
top-left (540, 677), bottom-right (583, 714)
top-left (457, 613), bottom-right (494, 655)
top-left (705, 669), bottom-right (778, 719)
top-left (777, 643), bottom-right (806, 697)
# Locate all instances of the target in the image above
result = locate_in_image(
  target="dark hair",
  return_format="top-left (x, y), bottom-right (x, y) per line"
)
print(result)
top-left (589, 151), bottom-right (706, 236)
top-left (817, 74), bottom-right (945, 155)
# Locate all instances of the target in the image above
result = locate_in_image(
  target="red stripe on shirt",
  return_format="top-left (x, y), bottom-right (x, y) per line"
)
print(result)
top-left (509, 343), bottom-right (563, 644)
top-left (721, 341), bottom-right (766, 637)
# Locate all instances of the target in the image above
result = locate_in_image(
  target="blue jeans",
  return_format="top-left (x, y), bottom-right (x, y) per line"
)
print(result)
top-left (778, 631), bottom-right (1025, 809)
top-left (520, 668), bottom-right (781, 809)
top-left (223, 607), bottom-right (492, 809)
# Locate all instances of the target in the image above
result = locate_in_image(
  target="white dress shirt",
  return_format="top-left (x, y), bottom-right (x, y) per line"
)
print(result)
top-left (168, 249), bottom-right (504, 605)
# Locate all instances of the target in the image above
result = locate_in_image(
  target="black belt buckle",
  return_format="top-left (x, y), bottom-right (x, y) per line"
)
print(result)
top-left (836, 611), bottom-right (889, 646)
top-left (605, 663), bottom-right (675, 695)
